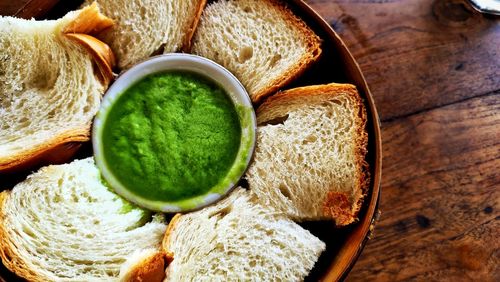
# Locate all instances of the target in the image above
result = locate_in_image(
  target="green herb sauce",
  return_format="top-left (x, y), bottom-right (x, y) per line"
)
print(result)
top-left (101, 71), bottom-right (242, 202)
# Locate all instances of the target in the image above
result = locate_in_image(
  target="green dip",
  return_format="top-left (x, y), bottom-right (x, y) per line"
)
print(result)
top-left (101, 71), bottom-right (242, 203)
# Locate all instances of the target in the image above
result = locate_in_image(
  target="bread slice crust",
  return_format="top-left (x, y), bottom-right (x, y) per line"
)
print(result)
top-left (254, 83), bottom-right (370, 225)
top-left (0, 130), bottom-right (88, 173)
top-left (0, 191), bottom-right (42, 282)
top-left (181, 0), bottom-right (207, 52)
top-left (121, 251), bottom-right (167, 282)
top-left (162, 213), bottom-right (182, 261)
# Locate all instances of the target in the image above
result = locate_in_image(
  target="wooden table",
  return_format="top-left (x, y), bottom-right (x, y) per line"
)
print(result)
top-left (1, 0), bottom-right (498, 281)
top-left (304, 0), bottom-right (499, 280)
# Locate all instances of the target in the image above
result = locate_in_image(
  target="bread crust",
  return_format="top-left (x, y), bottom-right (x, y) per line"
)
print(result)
top-left (162, 213), bottom-right (183, 257)
top-left (0, 129), bottom-right (88, 173)
top-left (123, 251), bottom-right (167, 282)
top-left (257, 83), bottom-right (358, 116)
top-left (182, 0), bottom-right (208, 52)
top-left (257, 83), bottom-right (370, 225)
top-left (251, 0), bottom-right (322, 103)
top-left (0, 191), bottom-right (48, 282)
top-left (160, 213), bottom-right (181, 280)
top-left (63, 2), bottom-right (114, 35)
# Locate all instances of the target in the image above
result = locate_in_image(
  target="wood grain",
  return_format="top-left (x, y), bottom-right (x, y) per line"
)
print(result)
top-left (0, 0), bottom-right (60, 18)
top-left (0, 0), bottom-right (31, 16)
top-left (346, 93), bottom-right (500, 281)
top-left (303, 1), bottom-right (500, 280)
top-left (306, 0), bottom-right (500, 121)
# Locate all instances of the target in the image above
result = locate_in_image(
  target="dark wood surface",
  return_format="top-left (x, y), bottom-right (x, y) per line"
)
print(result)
top-left (0, 0), bottom-right (498, 281)
top-left (0, 0), bottom-right (59, 18)
top-left (304, 0), bottom-right (500, 281)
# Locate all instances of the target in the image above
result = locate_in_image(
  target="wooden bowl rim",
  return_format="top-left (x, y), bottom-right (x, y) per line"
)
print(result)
top-left (288, 1), bottom-right (383, 281)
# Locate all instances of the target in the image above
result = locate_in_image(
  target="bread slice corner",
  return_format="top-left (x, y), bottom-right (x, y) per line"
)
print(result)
top-left (119, 249), bottom-right (168, 282)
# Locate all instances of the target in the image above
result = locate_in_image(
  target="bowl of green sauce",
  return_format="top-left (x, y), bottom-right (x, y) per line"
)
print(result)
top-left (92, 54), bottom-right (256, 212)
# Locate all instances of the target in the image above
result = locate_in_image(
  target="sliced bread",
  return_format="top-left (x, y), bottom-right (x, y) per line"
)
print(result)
top-left (163, 188), bottom-right (325, 281)
top-left (245, 83), bottom-right (369, 225)
top-left (0, 4), bottom-right (114, 172)
top-left (0, 158), bottom-right (167, 282)
top-left (191, 0), bottom-right (322, 103)
top-left (83, 0), bottom-right (207, 69)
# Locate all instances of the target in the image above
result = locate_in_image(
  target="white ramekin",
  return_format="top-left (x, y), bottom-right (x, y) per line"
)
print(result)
top-left (92, 54), bottom-right (256, 212)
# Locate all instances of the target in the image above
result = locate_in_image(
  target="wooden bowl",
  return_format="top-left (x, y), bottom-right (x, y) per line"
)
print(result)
top-left (0, 1), bottom-right (382, 281)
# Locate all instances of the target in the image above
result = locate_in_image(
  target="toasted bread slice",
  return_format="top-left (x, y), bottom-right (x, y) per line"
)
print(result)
top-left (191, 0), bottom-right (321, 103)
top-left (245, 83), bottom-right (369, 225)
top-left (163, 188), bottom-right (325, 281)
top-left (0, 3), bottom-right (114, 173)
top-left (84, 0), bottom-right (207, 69)
top-left (0, 158), bottom-right (167, 281)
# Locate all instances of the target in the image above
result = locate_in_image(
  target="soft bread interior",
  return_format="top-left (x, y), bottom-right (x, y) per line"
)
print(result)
top-left (191, 0), bottom-right (321, 102)
top-left (0, 158), bottom-right (167, 281)
top-left (245, 84), bottom-right (369, 225)
top-left (83, 0), bottom-right (207, 69)
top-left (163, 188), bottom-right (325, 281)
top-left (0, 4), bottom-right (111, 171)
